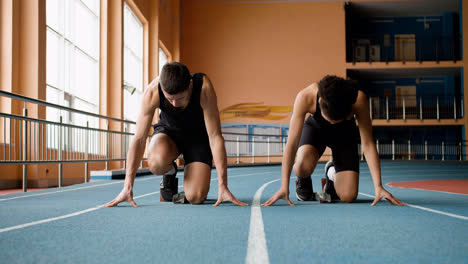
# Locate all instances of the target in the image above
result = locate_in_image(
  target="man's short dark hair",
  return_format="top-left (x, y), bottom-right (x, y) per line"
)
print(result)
top-left (318, 75), bottom-right (359, 121)
top-left (160, 62), bottom-right (191, 95)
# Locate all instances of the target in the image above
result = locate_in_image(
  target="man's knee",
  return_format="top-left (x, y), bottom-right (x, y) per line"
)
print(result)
top-left (147, 155), bottom-right (171, 175)
top-left (338, 191), bottom-right (358, 203)
top-left (185, 189), bottom-right (208, 205)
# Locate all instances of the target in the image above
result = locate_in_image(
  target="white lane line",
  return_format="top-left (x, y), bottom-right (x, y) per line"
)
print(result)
top-left (0, 206), bottom-right (102, 233)
top-left (0, 176), bottom-right (161, 202)
top-left (359, 192), bottom-right (468, 221)
top-left (0, 187), bottom-right (171, 234)
top-left (246, 179), bottom-right (280, 264)
top-left (0, 171), bottom-right (271, 233)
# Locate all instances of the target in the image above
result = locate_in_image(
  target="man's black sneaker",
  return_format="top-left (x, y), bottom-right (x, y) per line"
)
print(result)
top-left (160, 162), bottom-right (178, 202)
top-left (320, 160), bottom-right (339, 203)
top-left (295, 176), bottom-right (318, 201)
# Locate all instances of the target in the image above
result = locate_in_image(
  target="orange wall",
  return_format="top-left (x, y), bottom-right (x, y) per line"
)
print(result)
top-left (158, 0), bottom-right (180, 61)
top-left (159, 0), bottom-right (174, 56)
top-left (181, 1), bottom-right (347, 124)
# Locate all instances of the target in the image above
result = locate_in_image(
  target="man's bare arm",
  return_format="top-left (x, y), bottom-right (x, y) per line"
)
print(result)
top-left (262, 86), bottom-right (312, 206)
top-left (123, 85), bottom-right (159, 190)
top-left (280, 90), bottom-right (309, 190)
top-left (355, 91), bottom-right (382, 189)
top-left (200, 75), bottom-right (247, 206)
top-left (200, 76), bottom-right (227, 186)
top-left (104, 78), bottom-right (160, 207)
top-left (355, 91), bottom-right (404, 206)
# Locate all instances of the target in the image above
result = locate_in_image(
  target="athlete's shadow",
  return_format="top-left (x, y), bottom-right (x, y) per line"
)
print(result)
top-left (352, 199), bottom-right (374, 204)
top-left (290, 198), bottom-right (374, 206)
top-left (203, 199), bottom-right (218, 205)
top-left (203, 198), bottom-right (254, 206)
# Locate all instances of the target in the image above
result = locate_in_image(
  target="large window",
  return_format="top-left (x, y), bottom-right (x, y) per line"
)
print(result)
top-left (123, 2), bottom-right (144, 124)
top-left (46, 0), bottom-right (100, 151)
top-left (46, 0), bottom-right (100, 124)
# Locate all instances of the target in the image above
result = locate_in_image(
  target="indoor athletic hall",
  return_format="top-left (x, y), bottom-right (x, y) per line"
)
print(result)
top-left (0, 0), bottom-right (467, 263)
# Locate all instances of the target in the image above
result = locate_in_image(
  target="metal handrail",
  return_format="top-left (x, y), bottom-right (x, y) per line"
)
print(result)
top-left (0, 91), bottom-right (140, 192)
top-left (0, 113), bottom-right (133, 135)
top-left (0, 90), bottom-right (136, 125)
top-left (368, 95), bottom-right (464, 120)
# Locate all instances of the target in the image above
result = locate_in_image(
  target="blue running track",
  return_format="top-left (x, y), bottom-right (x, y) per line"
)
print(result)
top-left (0, 161), bottom-right (467, 263)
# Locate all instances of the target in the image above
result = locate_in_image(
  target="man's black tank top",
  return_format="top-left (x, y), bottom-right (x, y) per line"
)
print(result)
top-left (155, 73), bottom-right (208, 137)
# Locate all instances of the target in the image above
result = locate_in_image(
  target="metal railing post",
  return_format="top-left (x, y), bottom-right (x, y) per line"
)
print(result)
top-left (369, 97), bottom-right (373, 120)
top-left (442, 141), bottom-right (445, 161)
top-left (462, 97), bottom-right (464, 118)
top-left (85, 121), bottom-right (89, 183)
top-left (22, 107), bottom-right (28, 192)
top-left (267, 138), bottom-right (270, 163)
top-left (459, 142), bottom-right (463, 161)
top-left (123, 125), bottom-right (127, 169)
top-left (408, 140), bottom-right (411, 160)
top-left (3, 117), bottom-right (5, 162)
top-left (58, 116), bottom-right (63, 188)
top-left (402, 97), bottom-right (406, 120)
top-left (454, 96), bottom-right (457, 119)
top-left (392, 140), bottom-right (395, 160)
top-left (386, 96), bottom-right (389, 120)
top-left (106, 121), bottom-right (109, 170)
top-left (425, 140), bottom-right (428, 160)
top-left (419, 97), bottom-right (423, 120)
top-left (251, 138), bottom-right (255, 164)
top-left (376, 139), bottom-right (379, 154)
top-left (436, 96), bottom-right (440, 120)
top-left (236, 137), bottom-right (240, 164)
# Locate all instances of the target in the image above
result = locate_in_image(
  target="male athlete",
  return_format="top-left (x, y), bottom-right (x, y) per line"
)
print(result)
top-left (105, 62), bottom-right (247, 207)
top-left (262, 75), bottom-right (404, 206)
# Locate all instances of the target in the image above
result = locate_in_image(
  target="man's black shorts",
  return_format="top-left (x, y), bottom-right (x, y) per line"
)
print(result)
top-left (152, 124), bottom-right (213, 167)
top-left (298, 116), bottom-right (360, 173)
